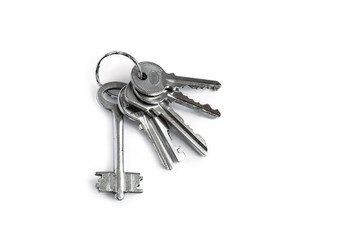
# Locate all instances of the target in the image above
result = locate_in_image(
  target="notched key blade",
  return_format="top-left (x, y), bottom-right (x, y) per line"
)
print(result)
top-left (95, 172), bottom-right (116, 192)
top-left (158, 102), bottom-right (208, 156)
top-left (168, 91), bottom-right (221, 118)
top-left (165, 73), bottom-right (222, 90)
top-left (125, 172), bottom-right (143, 193)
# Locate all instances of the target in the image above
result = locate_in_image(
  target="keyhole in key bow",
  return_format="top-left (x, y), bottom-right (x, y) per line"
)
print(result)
top-left (140, 72), bottom-right (147, 80)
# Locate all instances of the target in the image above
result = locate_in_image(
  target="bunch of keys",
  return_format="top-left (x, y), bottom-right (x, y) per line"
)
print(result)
top-left (94, 51), bottom-right (221, 200)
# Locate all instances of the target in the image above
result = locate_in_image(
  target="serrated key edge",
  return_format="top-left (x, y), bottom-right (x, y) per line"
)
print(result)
top-left (169, 91), bottom-right (221, 118)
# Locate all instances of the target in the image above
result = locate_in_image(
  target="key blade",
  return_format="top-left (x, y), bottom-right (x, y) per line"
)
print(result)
top-left (150, 116), bottom-right (186, 162)
top-left (96, 172), bottom-right (116, 192)
top-left (157, 102), bottom-right (208, 156)
top-left (140, 115), bottom-right (174, 170)
top-left (168, 91), bottom-right (221, 118)
top-left (165, 73), bottom-right (221, 90)
top-left (125, 172), bottom-right (143, 193)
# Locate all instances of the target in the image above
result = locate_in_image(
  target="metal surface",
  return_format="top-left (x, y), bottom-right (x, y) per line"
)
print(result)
top-left (118, 88), bottom-right (185, 170)
top-left (124, 82), bottom-right (208, 156)
top-left (95, 51), bottom-right (143, 87)
top-left (132, 86), bottom-right (221, 118)
top-left (92, 53), bottom-right (222, 200)
top-left (131, 61), bottom-right (221, 97)
top-left (95, 82), bottom-right (142, 200)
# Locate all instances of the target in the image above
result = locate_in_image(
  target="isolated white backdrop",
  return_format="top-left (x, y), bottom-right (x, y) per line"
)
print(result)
top-left (0, 1), bottom-right (359, 239)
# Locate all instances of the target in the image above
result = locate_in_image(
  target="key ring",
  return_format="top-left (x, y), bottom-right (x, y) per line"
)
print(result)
top-left (95, 51), bottom-right (143, 87)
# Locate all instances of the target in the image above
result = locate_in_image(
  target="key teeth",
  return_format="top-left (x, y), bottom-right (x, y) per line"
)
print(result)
top-left (170, 91), bottom-right (221, 118)
top-left (95, 172), bottom-right (116, 192)
top-left (188, 85), bottom-right (221, 91)
top-left (167, 73), bottom-right (221, 91)
top-left (95, 171), bottom-right (143, 195)
top-left (175, 85), bottom-right (220, 91)
top-left (160, 103), bottom-right (208, 154)
top-left (125, 172), bottom-right (143, 193)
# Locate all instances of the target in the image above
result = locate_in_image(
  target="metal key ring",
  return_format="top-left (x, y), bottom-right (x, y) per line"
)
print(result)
top-left (95, 51), bottom-right (143, 87)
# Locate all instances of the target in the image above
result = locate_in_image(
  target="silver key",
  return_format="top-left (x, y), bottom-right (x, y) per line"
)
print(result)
top-left (118, 88), bottom-right (185, 170)
top-left (124, 83), bottom-right (208, 156)
top-left (130, 62), bottom-right (221, 118)
top-left (95, 82), bottom-right (142, 200)
top-left (131, 61), bottom-right (221, 97)
top-left (132, 86), bottom-right (221, 118)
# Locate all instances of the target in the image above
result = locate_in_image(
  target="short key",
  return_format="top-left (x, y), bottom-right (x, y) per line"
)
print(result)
top-left (95, 82), bottom-right (142, 200)
top-left (131, 62), bottom-right (221, 117)
top-left (131, 61), bottom-right (221, 97)
top-left (124, 82), bottom-right (208, 156)
top-left (118, 88), bottom-right (185, 170)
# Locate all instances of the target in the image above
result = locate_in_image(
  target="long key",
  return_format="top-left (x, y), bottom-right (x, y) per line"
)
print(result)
top-left (95, 82), bottom-right (142, 200)
top-left (118, 89), bottom-right (185, 169)
top-left (131, 61), bottom-right (221, 97)
top-left (124, 83), bottom-right (208, 156)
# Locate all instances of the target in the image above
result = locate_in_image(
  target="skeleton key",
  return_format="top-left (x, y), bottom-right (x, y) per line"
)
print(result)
top-left (118, 88), bottom-right (185, 170)
top-left (95, 82), bottom-right (142, 200)
top-left (131, 61), bottom-right (221, 97)
top-left (124, 83), bottom-right (208, 156)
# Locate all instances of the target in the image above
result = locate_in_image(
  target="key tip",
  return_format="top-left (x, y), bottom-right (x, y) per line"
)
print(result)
top-left (115, 192), bottom-right (125, 200)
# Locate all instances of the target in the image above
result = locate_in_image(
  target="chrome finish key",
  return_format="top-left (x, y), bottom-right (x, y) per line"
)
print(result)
top-left (131, 61), bottom-right (221, 97)
top-left (132, 86), bottom-right (221, 118)
top-left (95, 82), bottom-right (142, 200)
top-left (118, 88), bottom-right (185, 170)
top-left (124, 83), bottom-right (208, 156)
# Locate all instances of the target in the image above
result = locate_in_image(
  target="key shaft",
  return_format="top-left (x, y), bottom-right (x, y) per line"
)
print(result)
top-left (96, 82), bottom-right (142, 200)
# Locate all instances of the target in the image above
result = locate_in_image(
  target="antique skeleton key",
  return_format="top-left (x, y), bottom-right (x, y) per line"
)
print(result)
top-left (95, 82), bottom-right (142, 200)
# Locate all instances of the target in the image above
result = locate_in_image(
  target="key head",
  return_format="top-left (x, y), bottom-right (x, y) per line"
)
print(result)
top-left (97, 82), bottom-right (127, 111)
top-left (131, 62), bottom-right (167, 97)
top-left (118, 87), bottom-right (149, 121)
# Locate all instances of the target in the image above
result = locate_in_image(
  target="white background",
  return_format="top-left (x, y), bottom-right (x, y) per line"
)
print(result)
top-left (0, 1), bottom-right (359, 239)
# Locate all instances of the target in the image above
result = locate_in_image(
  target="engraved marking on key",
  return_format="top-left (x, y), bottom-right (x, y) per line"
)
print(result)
top-left (124, 83), bottom-right (207, 156)
top-left (118, 88), bottom-right (185, 170)
top-left (95, 82), bottom-right (142, 200)
top-left (131, 61), bottom-right (222, 97)
top-left (132, 62), bottom-right (164, 96)
top-left (149, 71), bottom-right (160, 85)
